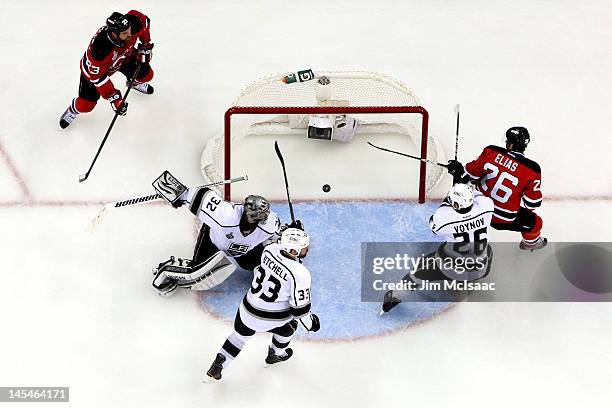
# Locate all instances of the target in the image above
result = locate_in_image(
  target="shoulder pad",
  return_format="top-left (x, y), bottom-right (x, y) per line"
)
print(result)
top-left (484, 145), bottom-right (506, 154)
top-left (258, 212), bottom-right (281, 235)
top-left (516, 155), bottom-right (541, 174)
top-left (90, 29), bottom-right (115, 61)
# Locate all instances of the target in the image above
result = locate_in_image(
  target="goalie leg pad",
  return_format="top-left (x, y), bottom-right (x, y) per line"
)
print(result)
top-left (189, 251), bottom-right (237, 291)
top-left (155, 252), bottom-right (237, 291)
top-left (152, 257), bottom-right (179, 297)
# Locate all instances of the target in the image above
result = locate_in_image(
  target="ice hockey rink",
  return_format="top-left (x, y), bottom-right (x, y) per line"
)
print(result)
top-left (1, 0), bottom-right (612, 406)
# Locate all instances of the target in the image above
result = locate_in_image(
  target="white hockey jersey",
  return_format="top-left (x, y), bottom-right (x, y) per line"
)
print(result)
top-left (239, 243), bottom-right (314, 332)
top-left (429, 190), bottom-right (494, 243)
top-left (183, 187), bottom-right (281, 257)
top-left (428, 190), bottom-right (494, 281)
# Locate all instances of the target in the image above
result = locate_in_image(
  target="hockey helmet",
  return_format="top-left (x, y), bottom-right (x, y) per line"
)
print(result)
top-left (243, 195), bottom-right (270, 224)
top-left (281, 228), bottom-right (310, 256)
top-left (505, 126), bottom-right (530, 152)
top-left (106, 12), bottom-right (131, 34)
top-left (448, 183), bottom-right (474, 213)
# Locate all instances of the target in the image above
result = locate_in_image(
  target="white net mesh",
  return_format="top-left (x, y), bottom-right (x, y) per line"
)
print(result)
top-left (201, 71), bottom-right (445, 201)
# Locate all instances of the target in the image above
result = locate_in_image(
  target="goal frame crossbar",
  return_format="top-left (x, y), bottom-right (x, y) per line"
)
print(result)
top-left (223, 105), bottom-right (430, 203)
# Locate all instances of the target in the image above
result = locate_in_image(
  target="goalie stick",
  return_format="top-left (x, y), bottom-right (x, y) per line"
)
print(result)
top-left (367, 142), bottom-right (448, 167)
top-left (274, 141), bottom-right (296, 222)
top-left (87, 175), bottom-right (248, 230)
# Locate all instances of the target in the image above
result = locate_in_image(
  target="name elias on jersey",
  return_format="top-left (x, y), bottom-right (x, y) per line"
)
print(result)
top-left (261, 254), bottom-right (289, 282)
top-left (494, 154), bottom-right (518, 172)
top-left (453, 217), bottom-right (486, 234)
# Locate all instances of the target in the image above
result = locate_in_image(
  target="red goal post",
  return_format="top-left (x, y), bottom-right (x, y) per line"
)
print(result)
top-left (222, 105), bottom-right (430, 202)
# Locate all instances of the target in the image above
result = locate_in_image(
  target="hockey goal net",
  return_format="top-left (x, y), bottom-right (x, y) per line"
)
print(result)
top-left (201, 71), bottom-right (445, 203)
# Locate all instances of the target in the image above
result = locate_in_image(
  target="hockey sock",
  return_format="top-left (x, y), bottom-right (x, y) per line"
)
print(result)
top-left (271, 333), bottom-right (294, 356)
top-left (219, 331), bottom-right (250, 368)
top-left (73, 97), bottom-right (97, 113)
top-left (522, 214), bottom-right (543, 242)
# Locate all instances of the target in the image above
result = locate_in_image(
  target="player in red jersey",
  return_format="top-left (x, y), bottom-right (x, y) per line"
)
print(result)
top-left (59, 11), bottom-right (155, 129)
top-left (446, 127), bottom-right (547, 251)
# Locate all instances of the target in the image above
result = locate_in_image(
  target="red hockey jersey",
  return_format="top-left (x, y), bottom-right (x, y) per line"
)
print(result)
top-left (80, 10), bottom-right (151, 99)
top-left (465, 145), bottom-right (542, 222)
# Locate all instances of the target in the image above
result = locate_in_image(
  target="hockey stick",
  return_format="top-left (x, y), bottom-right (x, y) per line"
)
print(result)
top-left (454, 104), bottom-right (460, 161)
top-left (367, 142), bottom-right (448, 167)
top-left (87, 175), bottom-right (248, 230)
top-left (274, 141), bottom-right (295, 222)
top-left (78, 63), bottom-right (142, 183)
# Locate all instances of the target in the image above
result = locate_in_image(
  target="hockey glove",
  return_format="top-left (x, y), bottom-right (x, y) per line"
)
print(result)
top-left (446, 160), bottom-right (464, 177)
top-left (137, 42), bottom-right (154, 64)
top-left (108, 90), bottom-right (128, 115)
top-left (309, 314), bottom-right (320, 332)
top-left (288, 220), bottom-right (304, 231)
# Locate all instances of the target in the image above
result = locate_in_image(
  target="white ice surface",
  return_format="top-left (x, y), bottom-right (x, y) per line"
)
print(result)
top-left (1, 0), bottom-right (612, 407)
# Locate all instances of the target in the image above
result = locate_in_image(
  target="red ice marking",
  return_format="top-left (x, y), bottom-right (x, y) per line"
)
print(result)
top-left (0, 141), bottom-right (33, 201)
top-left (0, 140), bottom-right (610, 208)
top-left (1, 194), bottom-right (611, 208)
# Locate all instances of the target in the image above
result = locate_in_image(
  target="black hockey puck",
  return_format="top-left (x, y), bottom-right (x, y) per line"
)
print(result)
top-left (322, 184), bottom-right (331, 193)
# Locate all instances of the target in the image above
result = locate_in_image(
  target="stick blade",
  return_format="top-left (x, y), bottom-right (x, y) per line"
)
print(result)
top-left (78, 173), bottom-right (88, 183)
top-left (274, 140), bottom-right (283, 162)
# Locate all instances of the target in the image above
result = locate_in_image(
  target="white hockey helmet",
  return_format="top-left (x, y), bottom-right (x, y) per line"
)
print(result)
top-left (281, 228), bottom-right (310, 256)
top-left (448, 183), bottom-right (474, 212)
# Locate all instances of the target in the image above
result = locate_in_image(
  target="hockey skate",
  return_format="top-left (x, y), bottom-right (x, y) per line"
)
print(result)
top-left (59, 106), bottom-right (78, 129)
top-left (206, 353), bottom-right (226, 380)
top-left (129, 80), bottom-right (154, 95)
top-left (380, 290), bottom-right (402, 315)
top-left (519, 237), bottom-right (548, 252)
top-left (265, 347), bottom-right (293, 365)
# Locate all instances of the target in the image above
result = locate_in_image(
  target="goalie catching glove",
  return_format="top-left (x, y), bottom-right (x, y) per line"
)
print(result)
top-left (152, 171), bottom-right (188, 208)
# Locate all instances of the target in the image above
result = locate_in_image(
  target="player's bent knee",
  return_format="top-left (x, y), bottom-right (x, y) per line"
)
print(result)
top-left (74, 97), bottom-right (97, 113)
top-left (137, 66), bottom-right (154, 83)
top-left (234, 311), bottom-right (256, 337)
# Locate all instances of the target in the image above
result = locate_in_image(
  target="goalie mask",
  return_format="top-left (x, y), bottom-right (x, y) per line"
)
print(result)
top-left (243, 195), bottom-right (270, 224)
top-left (448, 184), bottom-right (474, 213)
top-left (307, 115), bottom-right (333, 141)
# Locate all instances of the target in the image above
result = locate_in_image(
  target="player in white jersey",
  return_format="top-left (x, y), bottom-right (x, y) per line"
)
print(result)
top-left (381, 183), bottom-right (495, 313)
top-left (150, 171), bottom-right (292, 296)
top-left (429, 183), bottom-right (494, 243)
top-left (206, 228), bottom-right (320, 381)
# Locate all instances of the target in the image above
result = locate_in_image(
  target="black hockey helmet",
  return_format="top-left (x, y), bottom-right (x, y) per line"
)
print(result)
top-left (243, 195), bottom-right (270, 224)
top-left (106, 12), bottom-right (131, 34)
top-left (505, 126), bottom-right (530, 152)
